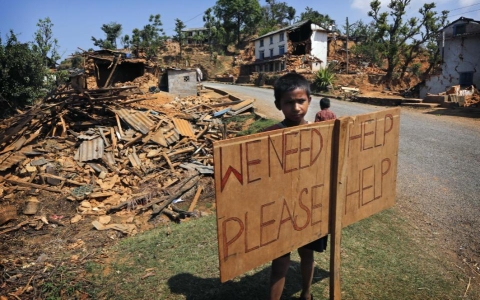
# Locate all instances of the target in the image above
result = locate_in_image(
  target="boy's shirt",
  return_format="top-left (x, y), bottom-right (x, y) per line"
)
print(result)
top-left (315, 109), bottom-right (336, 122)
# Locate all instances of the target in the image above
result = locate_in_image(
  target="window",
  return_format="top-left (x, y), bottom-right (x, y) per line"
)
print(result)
top-left (260, 39), bottom-right (264, 47)
top-left (259, 50), bottom-right (264, 59)
top-left (459, 72), bottom-right (474, 86)
top-left (270, 49), bottom-right (274, 57)
top-left (454, 24), bottom-right (466, 36)
top-left (279, 32), bottom-right (284, 42)
top-left (270, 36), bottom-right (273, 44)
top-left (279, 45), bottom-right (285, 55)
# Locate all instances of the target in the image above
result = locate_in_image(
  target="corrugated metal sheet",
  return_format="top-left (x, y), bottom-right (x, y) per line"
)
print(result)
top-left (164, 128), bottom-right (180, 145)
top-left (74, 137), bottom-right (104, 162)
top-left (0, 152), bottom-right (26, 171)
top-left (113, 109), bottom-right (154, 135)
top-left (172, 118), bottom-right (195, 137)
top-left (104, 152), bottom-right (116, 166)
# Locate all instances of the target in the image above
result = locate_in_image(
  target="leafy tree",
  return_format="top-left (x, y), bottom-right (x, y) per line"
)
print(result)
top-left (130, 14), bottom-right (166, 59)
top-left (300, 7), bottom-right (336, 29)
top-left (349, 20), bottom-right (383, 66)
top-left (259, 0), bottom-right (296, 34)
top-left (120, 34), bottom-right (130, 49)
top-left (398, 5), bottom-right (448, 78)
top-left (32, 17), bottom-right (60, 68)
top-left (173, 19), bottom-right (186, 58)
top-left (213, 0), bottom-right (262, 45)
top-left (0, 31), bottom-right (46, 117)
top-left (91, 22), bottom-right (122, 49)
top-left (368, 0), bottom-right (447, 85)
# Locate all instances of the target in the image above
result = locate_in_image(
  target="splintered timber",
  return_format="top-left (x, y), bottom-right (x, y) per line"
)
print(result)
top-left (214, 108), bottom-right (400, 282)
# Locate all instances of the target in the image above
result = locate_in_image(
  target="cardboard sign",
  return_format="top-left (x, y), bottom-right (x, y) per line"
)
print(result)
top-left (342, 108), bottom-right (400, 227)
top-left (214, 108), bottom-right (400, 283)
top-left (214, 121), bottom-right (335, 282)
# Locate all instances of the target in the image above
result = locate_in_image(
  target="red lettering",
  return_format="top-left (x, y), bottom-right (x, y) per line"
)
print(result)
top-left (299, 129), bottom-right (311, 170)
top-left (220, 145), bottom-right (243, 192)
top-left (383, 114), bottom-right (394, 145)
top-left (268, 134), bottom-right (283, 177)
top-left (246, 140), bottom-right (261, 184)
top-left (310, 128), bottom-right (323, 165)
top-left (245, 212), bottom-right (260, 253)
top-left (284, 132), bottom-right (298, 173)
top-left (222, 217), bottom-right (244, 261)
top-left (310, 184), bottom-right (324, 226)
top-left (363, 119), bottom-right (374, 151)
top-left (295, 188), bottom-right (311, 230)
top-left (277, 199), bottom-right (297, 240)
top-left (260, 202), bottom-right (277, 247)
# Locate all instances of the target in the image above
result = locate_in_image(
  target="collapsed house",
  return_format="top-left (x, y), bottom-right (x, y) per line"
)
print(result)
top-left (239, 20), bottom-right (329, 77)
top-left (420, 17), bottom-right (480, 99)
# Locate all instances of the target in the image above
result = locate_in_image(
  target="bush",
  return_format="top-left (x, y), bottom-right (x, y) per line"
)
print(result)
top-left (313, 67), bottom-right (335, 92)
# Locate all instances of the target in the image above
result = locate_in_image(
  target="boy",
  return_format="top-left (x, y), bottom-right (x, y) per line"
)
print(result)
top-left (263, 73), bottom-right (327, 300)
top-left (315, 97), bottom-right (336, 122)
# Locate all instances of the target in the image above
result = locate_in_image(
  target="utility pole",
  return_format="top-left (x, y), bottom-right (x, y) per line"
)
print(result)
top-left (346, 17), bottom-right (349, 75)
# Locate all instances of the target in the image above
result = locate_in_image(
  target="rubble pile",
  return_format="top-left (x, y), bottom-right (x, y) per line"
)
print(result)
top-left (0, 85), bottom-right (256, 235)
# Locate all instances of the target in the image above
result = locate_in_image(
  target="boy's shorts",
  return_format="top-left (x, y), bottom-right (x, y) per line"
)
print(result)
top-left (279, 235), bottom-right (328, 258)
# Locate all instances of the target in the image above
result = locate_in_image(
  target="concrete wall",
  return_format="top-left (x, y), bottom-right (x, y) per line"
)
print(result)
top-left (167, 69), bottom-right (197, 97)
top-left (420, 20), bottom-right (480, 98)
top-left (311, 24), bottom-right (328, 71)
top-left (255, 32), bottom-right (287, 59)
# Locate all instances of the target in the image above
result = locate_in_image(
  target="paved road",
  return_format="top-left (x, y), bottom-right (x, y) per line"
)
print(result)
top-left (204, 82), bottom-right (480, 265)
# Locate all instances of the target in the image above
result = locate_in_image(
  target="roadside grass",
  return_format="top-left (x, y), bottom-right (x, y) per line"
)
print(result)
top-left (84, 207), bottom-right (477, 300)
top-left (224, 114), bottom-right (277, 136)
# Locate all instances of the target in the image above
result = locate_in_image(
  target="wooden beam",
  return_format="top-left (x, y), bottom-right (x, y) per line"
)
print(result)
top-left (329, 117), bottom-right (351, 300)
top-left (6, 179), bottom-right (62, 193)
top-left (103, 55), bottom-right (120, 88)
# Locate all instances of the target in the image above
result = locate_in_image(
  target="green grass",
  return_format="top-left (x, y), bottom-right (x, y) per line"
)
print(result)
top-left (82, 207), bottom-right (477, 300)
top-left (225, 114), bottom-right (278, 136)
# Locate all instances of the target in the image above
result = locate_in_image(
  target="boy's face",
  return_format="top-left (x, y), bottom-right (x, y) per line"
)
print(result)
top-left (276, 88), bottom-right (311, 125)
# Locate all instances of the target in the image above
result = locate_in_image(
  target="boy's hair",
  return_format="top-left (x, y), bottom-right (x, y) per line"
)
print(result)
top-left (320, 97), bottom-right (331, 109)
top-left (274, 73), bottom-right (311, 110)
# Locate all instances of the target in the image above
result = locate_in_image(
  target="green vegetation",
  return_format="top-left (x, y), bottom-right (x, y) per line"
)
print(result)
top-left (313, 67), bottom-right (335, 92)
top-left (173, 18), bottom-right (186, 59)
top-left (225, 114), bottom-right (277, 136)
top-left (91, 21), bottom-right (123, 49)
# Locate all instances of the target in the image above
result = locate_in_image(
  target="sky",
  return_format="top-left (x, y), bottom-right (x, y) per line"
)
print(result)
top-left (1, 0), bottom-right (479, 61)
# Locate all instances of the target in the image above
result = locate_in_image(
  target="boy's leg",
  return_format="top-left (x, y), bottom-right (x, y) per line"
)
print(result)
top-left (298, 247), bottom-right (314, 300)
top-left (269, 254), bottom-right (291, 300)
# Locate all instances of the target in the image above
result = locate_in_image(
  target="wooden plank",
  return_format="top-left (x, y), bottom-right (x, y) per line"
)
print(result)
top-left (188, 185), bottom-right (203, 212)
top-left (329, 117), bottom-right (350, 300)
top-left (214, 121), bottom-right (335, 282)
top-left (6, 179), bottom-right (62, 193)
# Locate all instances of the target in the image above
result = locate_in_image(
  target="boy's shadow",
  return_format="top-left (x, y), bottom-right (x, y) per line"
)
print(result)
top-left (168, 262), bottom-right (329, 300)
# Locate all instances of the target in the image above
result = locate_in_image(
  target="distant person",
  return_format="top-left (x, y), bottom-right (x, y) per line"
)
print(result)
top-left (315, 97), bottom-right (336, 122)
top-left (263, 73), bottom-right (328, 300)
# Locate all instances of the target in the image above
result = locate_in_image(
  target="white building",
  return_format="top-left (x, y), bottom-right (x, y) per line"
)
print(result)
top-left (247, 20), bottom-right (328, 74)
top-left (420, 17), bottom-right (480, 98)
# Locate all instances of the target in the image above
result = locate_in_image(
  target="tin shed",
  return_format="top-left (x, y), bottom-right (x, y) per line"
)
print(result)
top-left (164, 69), bottom-right (197, 97)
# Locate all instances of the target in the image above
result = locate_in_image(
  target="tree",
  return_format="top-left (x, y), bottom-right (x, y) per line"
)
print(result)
top-left (173, 19), bottom-right (186, 59)
top-left (349, 20), bottom-right (384, 66)
top-left (213, 0), bottom-right (262, 45)
top-left (368, 0), bottom-right (447, 85)
top-left (398, 5), bottom-right (448, 79)
top-left (121, 34), bottom-right (131, 49)
top-left (130, 14), bottom-right (166, 59)
top-left (300, 7), bottom-right (336, 29)
top-left (259, 0), bottom-right (296, 34)
top-left (32, 17), bottom-right (60, 68)
top-left (0, 31), bottom-right (46, 117)
top-left (91, 22), bottom-right (122, 49)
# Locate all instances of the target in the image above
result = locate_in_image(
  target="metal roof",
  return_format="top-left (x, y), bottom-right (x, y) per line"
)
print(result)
top-left (0, 152), bottom-right (26, 171)
top-left (113, 109), bottom-right (155, 135)
top-left (172, 118), bottom-right (195, 138)
top-left (74, 137), bottom-right (104, 162)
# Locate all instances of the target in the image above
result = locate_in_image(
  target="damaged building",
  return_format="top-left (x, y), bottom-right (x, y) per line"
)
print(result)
top-left (239, 20), bottom-right (328, 76)
top-left (420, 17), bottom-right (480, 98)
top-left (83, 49), bottom-right (159, 90)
